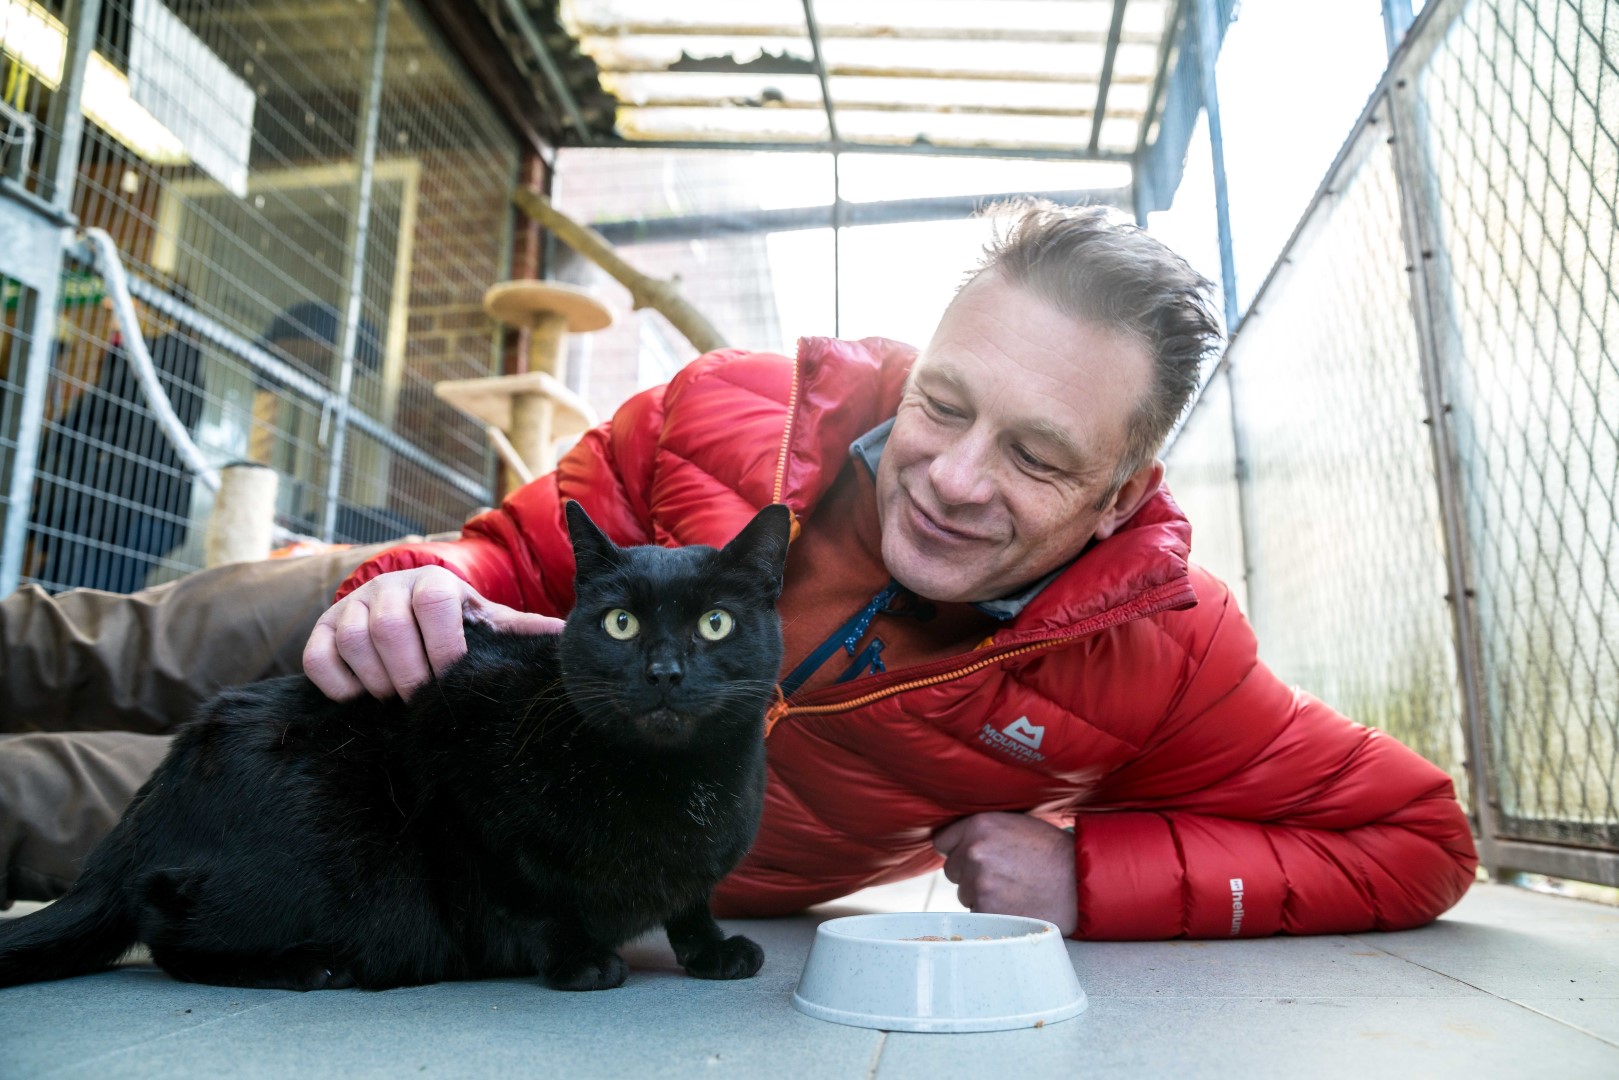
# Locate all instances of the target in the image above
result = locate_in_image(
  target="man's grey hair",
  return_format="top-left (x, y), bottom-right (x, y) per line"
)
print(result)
top-left (972, 200), bottom-right (1224, 507)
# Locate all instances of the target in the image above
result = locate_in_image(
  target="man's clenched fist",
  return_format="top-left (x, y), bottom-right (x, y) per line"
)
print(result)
top-left (932, 812), bottom-right (1079, 936)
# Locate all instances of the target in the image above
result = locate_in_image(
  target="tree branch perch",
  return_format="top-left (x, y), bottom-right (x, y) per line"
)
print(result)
top-left (513, 189), bottom-right (730, 355)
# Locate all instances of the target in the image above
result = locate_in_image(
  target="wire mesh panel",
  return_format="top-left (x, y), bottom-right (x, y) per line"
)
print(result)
top-left (1161, 364), bottom-right (1246, 615)
top-left (1224, 117), bottom-right (1468, 803)
top-left (330, 0), bottom-right (518, 544)
top-left (9, 0), bottom-right (513, 590)
top-left (0, 0), bottom-right (72, 201)
top-left (0, 273), bottom-right (38, 534)
top-left (26, 295), bottom-right (216, 590)
top-left (340, 427), bottom-right (483, 542)
top-left (1415, 0), bottom-right (1618, 845)
top-left (550, 147), bottom-right (836, 415)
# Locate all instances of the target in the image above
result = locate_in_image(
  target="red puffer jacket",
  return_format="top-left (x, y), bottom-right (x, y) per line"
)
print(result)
top-left (339, 337), bottom-right (1478, 938)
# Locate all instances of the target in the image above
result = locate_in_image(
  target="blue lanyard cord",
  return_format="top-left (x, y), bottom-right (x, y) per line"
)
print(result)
top-left (779, 580), bottom-right (933, 696)
top-left (835, 637), bottom-right (886, 683)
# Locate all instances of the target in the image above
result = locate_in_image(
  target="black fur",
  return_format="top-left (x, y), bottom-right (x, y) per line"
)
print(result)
top-left (0, 503), bottom-right (790, 992)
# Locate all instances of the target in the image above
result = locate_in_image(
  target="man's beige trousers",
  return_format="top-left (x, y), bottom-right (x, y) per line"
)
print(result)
top-left (0, 544), bottom-right (383, 906)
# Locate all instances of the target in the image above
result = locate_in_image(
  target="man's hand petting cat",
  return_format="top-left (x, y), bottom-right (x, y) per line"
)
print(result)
top-left (933, 812), bottom-right (1079, 936)
top-left (303, 566), bottom-right (564, 701)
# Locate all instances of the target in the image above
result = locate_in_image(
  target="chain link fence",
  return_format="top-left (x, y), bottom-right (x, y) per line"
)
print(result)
top-left (1416, 0), bottom-right (1617, 850)
top-left (1, 0), bottom-right (517, 595)
top-left (1165, 0), bottom-right (1617, 883)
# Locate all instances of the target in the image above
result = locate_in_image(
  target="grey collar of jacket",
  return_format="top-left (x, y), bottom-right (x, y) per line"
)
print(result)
top-left (849, 419), bottom-right (1069, 622)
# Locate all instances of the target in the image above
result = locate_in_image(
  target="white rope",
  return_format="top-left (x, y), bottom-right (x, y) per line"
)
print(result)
top-left (81, 227), bottom-right (221, 493)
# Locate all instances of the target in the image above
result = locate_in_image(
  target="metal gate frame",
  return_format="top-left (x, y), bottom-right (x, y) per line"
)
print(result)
top-left (0, 0), bottom-right (495, 596)
top-left (1204, 0), bottom-right (1618, 888)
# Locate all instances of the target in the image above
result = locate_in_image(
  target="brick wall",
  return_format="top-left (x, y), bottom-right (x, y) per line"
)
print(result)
top-left (388, 146), bottom-right (544, 479)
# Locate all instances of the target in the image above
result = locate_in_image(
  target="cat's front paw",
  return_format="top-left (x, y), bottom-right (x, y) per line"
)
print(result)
top-left (546, 950), bottom-right (628, 992)
top-left (679, 934), bottom-right (764, 981)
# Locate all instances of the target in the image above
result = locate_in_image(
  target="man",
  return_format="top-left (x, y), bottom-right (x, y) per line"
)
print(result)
top-left (1, 205), bottom-right (1478, 935)
top-left (32, 292), bottom-right (205, 594)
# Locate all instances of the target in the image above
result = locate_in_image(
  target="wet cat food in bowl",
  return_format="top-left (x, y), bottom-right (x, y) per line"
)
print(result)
top-left (791, 913), bottom-right (1086, 1033)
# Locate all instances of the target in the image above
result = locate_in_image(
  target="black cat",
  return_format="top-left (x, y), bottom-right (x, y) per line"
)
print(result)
top-left (0, 501), bottom-right (789, 992)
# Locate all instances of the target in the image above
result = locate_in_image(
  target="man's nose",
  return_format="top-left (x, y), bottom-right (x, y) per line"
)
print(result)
top-left (927, 431), bottom-right (995, 506)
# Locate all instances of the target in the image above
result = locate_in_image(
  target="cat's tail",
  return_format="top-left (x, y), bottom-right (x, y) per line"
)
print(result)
top-left (0, 870), bottom-right (136, 988)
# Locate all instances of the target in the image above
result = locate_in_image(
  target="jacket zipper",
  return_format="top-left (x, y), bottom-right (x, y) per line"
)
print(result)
top-left (765, 578), bottom-right (1196, 733)
top-left (771, 355), bottom-right (802, 506)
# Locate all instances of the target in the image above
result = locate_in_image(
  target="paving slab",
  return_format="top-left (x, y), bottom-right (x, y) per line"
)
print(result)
top-left (1356, 883), bottom-right (1619, 1042)
top-left (875, 994), bottom-right (1618, 1080)
top-left (2, 878), bottom-right (1616, 1079)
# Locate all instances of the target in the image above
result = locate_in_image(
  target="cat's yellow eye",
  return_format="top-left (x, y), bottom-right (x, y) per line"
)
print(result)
top-left (603, 609), bottom-right (640, 640)
top-left (698, 609), bottom-right (734, 641)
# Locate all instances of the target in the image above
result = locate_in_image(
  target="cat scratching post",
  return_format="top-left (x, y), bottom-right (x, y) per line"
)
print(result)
top-left (204, 462), bottom-right (279, 567)
top-left (435, 281), bottom-right (608, 494)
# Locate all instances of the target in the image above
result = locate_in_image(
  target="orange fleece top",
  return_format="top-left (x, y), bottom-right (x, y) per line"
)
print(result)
top-left (775, 458), bottom-right (997, 698)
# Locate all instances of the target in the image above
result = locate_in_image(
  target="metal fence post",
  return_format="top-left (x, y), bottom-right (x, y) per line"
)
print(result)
top-left (319, 0), bottom-right (391, 542)
top-left (1384, 74), bottom-right (1502, 878)
top-left (1191, 0), bottom-right (1257, 627)
top-left (0, 0), bottom-right (101, 594)
top-left (1381, 0), bottom-right (1416, 57)
top-left (1192, 0), bottom-right (1238, 330)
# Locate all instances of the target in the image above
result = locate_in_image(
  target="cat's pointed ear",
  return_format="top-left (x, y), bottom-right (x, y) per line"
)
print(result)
top-left (719, 504), bottom-right (792, 591)
top-left (565, 500), bottom-right (622, 580)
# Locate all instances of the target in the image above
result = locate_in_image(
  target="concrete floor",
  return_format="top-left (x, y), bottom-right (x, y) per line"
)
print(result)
top-left (2, 873), bottom-right (1615, 1079)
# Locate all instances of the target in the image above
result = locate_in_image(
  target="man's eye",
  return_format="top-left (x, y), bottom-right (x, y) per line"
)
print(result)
top-left (924, 394), bottom-right (964, 419)
top-left (1013, 445), bottom-right (1054, 472)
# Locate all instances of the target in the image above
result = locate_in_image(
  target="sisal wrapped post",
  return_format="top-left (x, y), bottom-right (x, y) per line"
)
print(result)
top-left (204, 463), bottom-right (280, 567)
top-left (435, 283), bottom-right (607, 497)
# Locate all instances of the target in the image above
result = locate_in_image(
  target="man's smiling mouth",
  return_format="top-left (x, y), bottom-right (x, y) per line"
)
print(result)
top-left (904, 489), bottom-right (991, 543)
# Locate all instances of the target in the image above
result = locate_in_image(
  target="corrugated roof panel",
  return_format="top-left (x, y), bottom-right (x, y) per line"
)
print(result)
top-left (816, 38), bottom-right (1112, 81)
top-left (1123, 0), bottom-right (1175, 37)
top-left (1097, 80), bottom-right (1151, 113)
top-left (577, 35), bottom-right (1160, 84)
top-left (555, 0), bottom-right (1180, 157)
top-left (834, 109), bottom-right (1097, 150)
top-left (564, 0), bottom-right (1169, 42)
top-left (616, 105), bottom-right (832, 142)
top-left (578, 35), bottom-right (816, 75)
top-left (828, 75), bottom-right (1132, 117)
top-left (1106, 41), bottom-right (1162, 80)
top-left (560, 0), bottom-right (809, 35)
top-left (600, 72), bottom-right (825, 109)
top-left (598, 72), bottom-right (1142, 119)
top-left (1094, 114), bottom-right (1144, 153)
top-left (789, 0), bottom-right (1125, 38)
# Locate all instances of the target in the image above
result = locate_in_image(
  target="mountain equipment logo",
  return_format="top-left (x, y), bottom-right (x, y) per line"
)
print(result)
top-left (1002, 716), bottom-right (1045, 750)
top-left (977, 716), bottom-right (1047, 763)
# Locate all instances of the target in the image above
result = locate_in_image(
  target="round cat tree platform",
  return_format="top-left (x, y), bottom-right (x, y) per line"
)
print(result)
top-left (434, 281), bottom-right (610, 487)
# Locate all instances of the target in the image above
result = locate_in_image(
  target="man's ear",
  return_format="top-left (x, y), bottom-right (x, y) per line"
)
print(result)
top-left (1092, 460), bottom-right (1165, 541)
top-left (719, 504), bottom-right (792, 593)
top-left (565, 500), bottom-right (621, 579)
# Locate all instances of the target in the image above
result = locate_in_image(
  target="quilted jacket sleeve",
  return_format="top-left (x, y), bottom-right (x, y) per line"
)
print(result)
top-left (1070, 571), bottom-right (1478, 939)
top-left (333, 382), bottom-right (669, 615)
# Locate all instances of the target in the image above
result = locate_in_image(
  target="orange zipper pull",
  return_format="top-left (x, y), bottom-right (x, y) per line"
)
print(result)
top-left (764, 685), bottom-right (790, 737)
